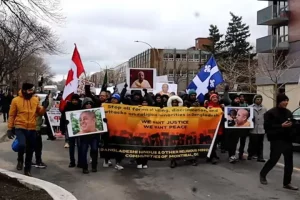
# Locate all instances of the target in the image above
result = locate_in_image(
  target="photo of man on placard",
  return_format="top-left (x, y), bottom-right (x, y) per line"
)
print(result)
top-left (131, 71), bottom-right (151, 88)
top-left (127, 68), bottom-right (156, 90)
top-left (225, 107), bottom-right (254, 128)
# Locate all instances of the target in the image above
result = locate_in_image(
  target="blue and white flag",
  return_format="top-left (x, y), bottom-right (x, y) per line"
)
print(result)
top-left (186, 56), bottom-right (224, 102)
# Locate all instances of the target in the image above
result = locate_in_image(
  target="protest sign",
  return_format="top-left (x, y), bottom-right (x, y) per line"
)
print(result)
top-left (46, 101), bottom-right (62, 136)
top-left (101, 104), bottom-right (222, 160)
top-left (65, 108), bottom-right (107, 137)
top-left (77, 80), bottom-right (96, 94)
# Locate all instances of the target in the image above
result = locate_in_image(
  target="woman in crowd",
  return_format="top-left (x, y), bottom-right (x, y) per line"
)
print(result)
top-left (79, 97), bottom-right (101, 174)
top-left (166, 95), bottom-right (184, 168)
top-left (106, 93), bottom-right (124, 170)
top-left (60, 94), bottom-right (83, 168)
top-left (206, 93), bottom-right (224, 164)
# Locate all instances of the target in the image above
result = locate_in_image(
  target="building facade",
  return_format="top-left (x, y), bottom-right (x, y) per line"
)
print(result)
top-left (128, 47), bottom-right (210, 91)
top-left (256, 0), bottom-right (300, 110)
top-left (113, 61), bottom-right (128, 84)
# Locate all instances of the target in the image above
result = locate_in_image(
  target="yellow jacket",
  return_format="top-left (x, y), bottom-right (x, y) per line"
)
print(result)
top-left (8, 91), bottom-right (46, 130)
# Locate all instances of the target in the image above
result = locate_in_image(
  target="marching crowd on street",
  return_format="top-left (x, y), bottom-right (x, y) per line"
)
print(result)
top-left (2, 81), bottom-right (299, 191)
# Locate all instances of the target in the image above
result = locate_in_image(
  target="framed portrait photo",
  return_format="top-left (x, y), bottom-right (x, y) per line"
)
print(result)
top-left (224, 107), bottom-right (254, 129)
top-left (153, 83), bottom-right (178, 96)
top-left (65, 108), bottom-right (108, 137)
top-left (126, 68), bottom-right (157, 90)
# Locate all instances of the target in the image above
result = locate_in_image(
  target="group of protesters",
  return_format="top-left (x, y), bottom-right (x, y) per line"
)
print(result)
top-left (5, 81), bottom-right (299, 190)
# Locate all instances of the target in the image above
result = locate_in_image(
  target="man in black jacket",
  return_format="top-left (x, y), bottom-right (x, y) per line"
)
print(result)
top-left (260, 94), bottom-right (298, 190)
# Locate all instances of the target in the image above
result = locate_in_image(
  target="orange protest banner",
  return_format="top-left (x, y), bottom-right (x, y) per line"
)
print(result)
top-left (102, 103), bottom-right (223, 159)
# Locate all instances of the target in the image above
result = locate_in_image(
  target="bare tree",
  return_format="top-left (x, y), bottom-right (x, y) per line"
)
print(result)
top-left (0, 16), bottom-right (59, 82)
top-left (16, 55), bottom-right (54, 86)
top-left (256, 50), bottom-right (299, 106)
top-left (161, 60), bottom-right (186, 84)
top-left (218, 54), bottom-right (256, 92)
top-left (0, 0), bottom-right (64, 31)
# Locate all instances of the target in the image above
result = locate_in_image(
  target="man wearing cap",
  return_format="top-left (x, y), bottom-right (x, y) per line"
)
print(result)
top-left (260, 94), bottom-right (298, 190)
top-left (7, 83), bottom-right (49, 177)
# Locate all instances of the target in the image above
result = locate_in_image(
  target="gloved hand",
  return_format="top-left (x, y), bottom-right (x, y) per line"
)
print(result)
top-left (143, 89), bottom-right (147, 94)
top-left (124, 83), bottom-right (128, 88)
top-left (103, 118), bottom-right (107, 123)
top-left (66, 120), bottom-right (70, 125)
top-left (7, 130), bottom-right (15, 139)
top-left (160, 105), bottom-right (164, 109)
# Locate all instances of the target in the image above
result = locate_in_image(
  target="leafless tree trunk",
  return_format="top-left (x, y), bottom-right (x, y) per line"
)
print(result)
top-left (256, 49), bottom-right (299, 106)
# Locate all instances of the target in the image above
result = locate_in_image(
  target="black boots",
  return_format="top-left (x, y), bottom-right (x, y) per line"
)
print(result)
top-left (16, 161), bottom-right (23, 171)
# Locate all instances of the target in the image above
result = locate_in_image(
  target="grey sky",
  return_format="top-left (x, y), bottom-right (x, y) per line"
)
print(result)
top-left (48, 0), bottom-right (268, 81)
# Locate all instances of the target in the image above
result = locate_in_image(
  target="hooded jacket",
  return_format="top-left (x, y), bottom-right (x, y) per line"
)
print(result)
top-left (249, 95), bottom-right (267, 134)
top-left (167, 95), bottom-right (183, 107)
top-left (8, 90), bottom-right (45, 130)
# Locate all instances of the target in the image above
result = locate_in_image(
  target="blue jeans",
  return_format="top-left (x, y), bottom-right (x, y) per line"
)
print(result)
top-left (80, 136), bottom-right (99, 169)
top-left (15, 129), bottom-right (36, 171)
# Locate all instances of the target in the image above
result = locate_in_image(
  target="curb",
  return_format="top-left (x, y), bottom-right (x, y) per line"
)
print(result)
top-left (0, 168), bottom-right (77, 200)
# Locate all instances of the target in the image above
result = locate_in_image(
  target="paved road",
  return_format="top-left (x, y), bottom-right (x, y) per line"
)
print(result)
top-left (1, 137), bottom-right (300, 200)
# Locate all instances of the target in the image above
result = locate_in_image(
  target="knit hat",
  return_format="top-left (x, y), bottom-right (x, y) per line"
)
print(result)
top-left (82, 97), bottom-right (94, 107)
top-left (253, 94), bottom-right (263, 102)
top-left (112, 94), bottom-right (121, 102)
top-left (210, 93), bottom-right (218, 100)
top-left (188, 89), bottom-right (196, 95)
top-left (22, 83), bottom-right (34, 90)
top-left (276, 94), bottom-right (289, 105)
top-left (71, 94), bottom-right (80, 100)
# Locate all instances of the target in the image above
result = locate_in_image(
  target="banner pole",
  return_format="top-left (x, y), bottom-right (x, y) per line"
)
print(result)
top-left (207, 117), bottom-right (222, 158)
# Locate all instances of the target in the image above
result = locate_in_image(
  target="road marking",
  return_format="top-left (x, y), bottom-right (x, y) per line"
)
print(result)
top-left (242, 152), bottom-right (300, 172)
top-left (276, 162), bottom-right (300, 172)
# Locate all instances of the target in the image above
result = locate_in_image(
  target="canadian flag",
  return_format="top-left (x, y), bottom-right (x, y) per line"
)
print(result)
top-left (59, 44), bottom-right (85, 112)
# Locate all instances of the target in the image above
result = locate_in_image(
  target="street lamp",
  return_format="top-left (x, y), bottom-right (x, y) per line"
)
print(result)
top-left (134, 40), bottom-right (161, 74)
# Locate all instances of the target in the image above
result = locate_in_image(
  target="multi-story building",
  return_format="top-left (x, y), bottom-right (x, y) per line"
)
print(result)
top-left (90, 68), bottom-right (115, 87)
top-left (256, 0), bottom-right (300, 110)
top-left (128, 40), bottom-right (211, 91)
top-left (112, 61), bottom-right (128, 84)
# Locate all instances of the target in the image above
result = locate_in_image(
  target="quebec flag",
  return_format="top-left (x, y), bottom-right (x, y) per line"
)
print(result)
top-left (186, 56), bottom-right (224, 103)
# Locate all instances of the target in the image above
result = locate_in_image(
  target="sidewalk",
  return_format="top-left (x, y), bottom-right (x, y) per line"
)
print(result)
top-left (0, 173), bottom-right (52, 200)
top-left (0, 138), bottom-right (299, 200)
top-left (0, 122), bottom-right (8, 143)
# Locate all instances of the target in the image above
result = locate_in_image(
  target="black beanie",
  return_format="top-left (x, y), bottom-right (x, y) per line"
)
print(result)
top-left (22, 83), bottom-right (34, 90)
top-left (71, 94), bottom-right (80, 100)
top-left (276, 94), bottom-right (289, 105)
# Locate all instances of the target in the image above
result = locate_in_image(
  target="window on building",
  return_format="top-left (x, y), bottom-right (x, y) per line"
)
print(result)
top-left (188, 54), bottom-right (193, 59)
top-left (194, 54), bottom-right (199, 59)
top-left (176, 54), bottom-right (181, 59)
top-left (169, 53), bottom-right (174, 59)
top-left (182, 54), bottom-right (187, 59)
top-left (168, 69), bottom-right (174, 74)
top-left (163, 53), bottom-right (168, 59)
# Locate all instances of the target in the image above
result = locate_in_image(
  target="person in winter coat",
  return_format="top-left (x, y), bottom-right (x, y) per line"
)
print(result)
top-left (44, 93), bottom-right (56, 141)
top-left (153, 94), bottom-right (163, 107)
top-left (260, 94), bottom-right (298, 190)
top-left (239, 94), bottom-right (248, 107)
top-left (102, 93), bottom-right (124, 170)
top-left (248, 95), bottom-right (267, 162)
top-left (206, 93), bottom-right (224, 164)
top-left (167, 95), bottom-right (184, 168)
top-left (32, 96), bottom-right (47, 169)
top-left (60, 94), bottom-right (82, 168)
top-left (7, 83), bottom-right (48, 177)
top-left (80, 97), bottom-right (101, 174)
top-left (1, 92), bottom-right (13, 122)
top-left (184, 89), bottom-right (200, 107)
